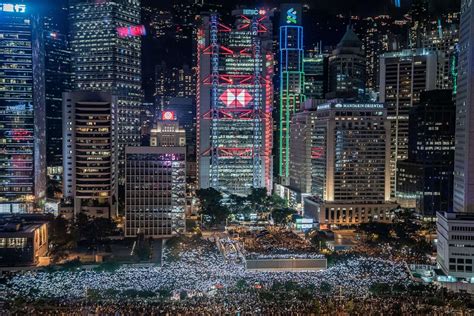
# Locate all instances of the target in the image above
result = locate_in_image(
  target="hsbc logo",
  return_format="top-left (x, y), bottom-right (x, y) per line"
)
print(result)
top-left (219, 89), bottom-right (253, 108)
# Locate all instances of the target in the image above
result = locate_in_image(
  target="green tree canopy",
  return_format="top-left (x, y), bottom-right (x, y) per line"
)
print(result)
top-left (271, 208), bottom-right (296, 225)
top-left (196, 188), bottom-right (229, 226)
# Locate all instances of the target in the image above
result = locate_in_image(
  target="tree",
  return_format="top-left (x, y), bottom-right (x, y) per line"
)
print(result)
top-left (49, 216), bottom-right (69, 247)
top-left (310, 233), bottom-right (327, 251)
top-left (196, 188), bottom-right (229, 226)
top-left (228, 194), bottom-right (252, 220)
top-left (248, 188), bottom-right (268, 213)
top-left (271, 208), bottom-right (296, 225)
top-left (134, 234), bottom-right (151, 261)
top-left (357, 222), bottom-right (391, 243)
top-left (268, 194), bottom-right (286, 209)
top-left (74, 214), bottom-right (117, 245)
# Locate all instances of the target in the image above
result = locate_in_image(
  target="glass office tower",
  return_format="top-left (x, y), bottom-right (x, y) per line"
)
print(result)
top-left (197, 9), bottom-right (274, 196)
top-left (69, 0), bottom-right (143, 175)
top-left (0, 3), bottom-right (46, 213)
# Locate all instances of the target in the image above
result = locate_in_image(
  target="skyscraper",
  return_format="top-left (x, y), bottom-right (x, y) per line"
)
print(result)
top-left (408, 0), bottom-right (429, 48)
top-left (62, 92), bottom-right (117, 218)
top-left (303, 51), bottom-right (328, 100)
top-left (0, 3), bottom-right (46, 213)
top-left (436, 0), bottom-right (474, 280)
top-left (278, 4), bottom-right (305, 184)
top-left (303, 101), bottom-right (396, 227)
top-left (125, 114), bottom-right (186, 238)
top-left (196, 9), bottom-right (274, 196)
top-left (69, 0), bottom-right (143, 173)
top-left (44, 5), bottom-right (72, 170)
top-left (360, 15), bottom-right (404, 96)
top-left (379, 49), bottom-right (437, 197)
top-left (155, 62), bottom-right (194, 109)
top-left (397, 90), bottom-right (455, 217)
top-left (328, 26), bottom-right (366, 100)
top-left (421, 21), bottom-right (459, 91)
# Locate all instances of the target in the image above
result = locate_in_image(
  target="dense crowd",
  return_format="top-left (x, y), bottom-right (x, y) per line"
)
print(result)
top-left (2, 238), bottom-right (409, 301)
top-left (6, 295), bottom-right (473, 315)
top-left (243, 229), bottom-right (315, 255)
top-left (0, 237), bottom-right (472, 314)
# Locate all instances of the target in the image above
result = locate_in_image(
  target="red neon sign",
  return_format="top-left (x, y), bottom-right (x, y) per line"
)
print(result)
top-left (311, 147), bottom-right (324, 159)
top-left (117, 25), bottom-right (146, 38)
top-left (161, 111), bottom-right (176, 121)
top-left (9, 129), bottom-right (31, 141)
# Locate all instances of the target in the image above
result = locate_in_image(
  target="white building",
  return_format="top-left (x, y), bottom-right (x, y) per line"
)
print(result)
top-left (62, 92), bottom-right (118, 218)
top-left (436, 0), bottom-right (474, 280)
top-left (303, 101), bottom-right (397, 227)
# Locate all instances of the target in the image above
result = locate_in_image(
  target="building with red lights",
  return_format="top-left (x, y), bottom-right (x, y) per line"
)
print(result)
top-left (196, 9), bottom-right (274, 196)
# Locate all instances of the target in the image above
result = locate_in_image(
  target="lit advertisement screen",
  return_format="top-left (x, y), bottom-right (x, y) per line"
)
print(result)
top-left (117, 25), bottom-right (146, 38)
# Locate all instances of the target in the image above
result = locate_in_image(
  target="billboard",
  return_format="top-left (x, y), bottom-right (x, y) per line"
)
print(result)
top-left (280, 3), bottom-right (302, 26)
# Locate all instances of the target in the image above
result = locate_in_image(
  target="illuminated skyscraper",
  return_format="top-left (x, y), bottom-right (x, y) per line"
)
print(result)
top-left (303, 101), bottom-right (396, 227)
top-left (379, 49), bottom-right (437, 197)
top-left (0, 3), bottom-right (46, 213)
top-left (197, 9), bottom-right (273, 196)
top-left (278, 4), bottom-right (304, 184)
top-left (303, 51), bottom-right (327, 100)
top-left (408, 0), bottom-right (429, 48)
top-left (361, 16), bottom-right (404, 96)
top-left (155, 63), bottom-right (194, 109)
top-left (421, 21), bottom-right (459, 91)
top-left (437, 0), bottom-right (474, 280)
top-left (69, 0), bottom-right (143, 173)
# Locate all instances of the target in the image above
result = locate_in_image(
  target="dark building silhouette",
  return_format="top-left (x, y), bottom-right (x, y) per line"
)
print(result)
top-left (397, 90), bottom-right (455, 217)
top-left (327, 26), bottom-right (366, 100)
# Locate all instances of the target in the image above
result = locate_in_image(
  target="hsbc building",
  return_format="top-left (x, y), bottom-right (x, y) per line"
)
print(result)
top-left (196, 9), bottom-right (274, 196)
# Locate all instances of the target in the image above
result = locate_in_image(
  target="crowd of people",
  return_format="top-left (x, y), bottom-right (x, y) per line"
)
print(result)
top-left (2, 238), bottom-right (407, 300)
top-left (1, 236), bottom-right (472, 314)
top-left (7, 294), bottom-right (472, 315)
top-left (242, 229), bottom-right (315, 255)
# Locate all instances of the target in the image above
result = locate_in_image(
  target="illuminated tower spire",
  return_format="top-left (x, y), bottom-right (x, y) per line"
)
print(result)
top-left (278, 4), bottom-right (305, 184)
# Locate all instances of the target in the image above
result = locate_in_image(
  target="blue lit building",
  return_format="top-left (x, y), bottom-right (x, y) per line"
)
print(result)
top-left (278, 3), bottom-right (305, 184)
top-left (0, 3), bottom-right (46, 213)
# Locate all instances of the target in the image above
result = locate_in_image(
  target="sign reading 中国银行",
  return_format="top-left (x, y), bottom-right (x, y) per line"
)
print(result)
top-left (0, 3), bottom-right (26, 13)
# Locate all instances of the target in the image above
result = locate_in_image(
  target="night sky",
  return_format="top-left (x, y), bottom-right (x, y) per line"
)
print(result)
top-left (147, 0), bottom-right (460, 16)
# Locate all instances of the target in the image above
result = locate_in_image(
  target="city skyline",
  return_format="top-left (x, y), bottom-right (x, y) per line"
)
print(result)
top-left (0, 0), bottom-right (472, 313)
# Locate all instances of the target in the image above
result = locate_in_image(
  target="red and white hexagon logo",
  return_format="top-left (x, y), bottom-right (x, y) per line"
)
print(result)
top-left (219, 88), bottom-right (253, 108)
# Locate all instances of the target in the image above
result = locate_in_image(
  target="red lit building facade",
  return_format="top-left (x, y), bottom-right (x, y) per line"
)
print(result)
top-left (196, 9), bottom-right (274, 196)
